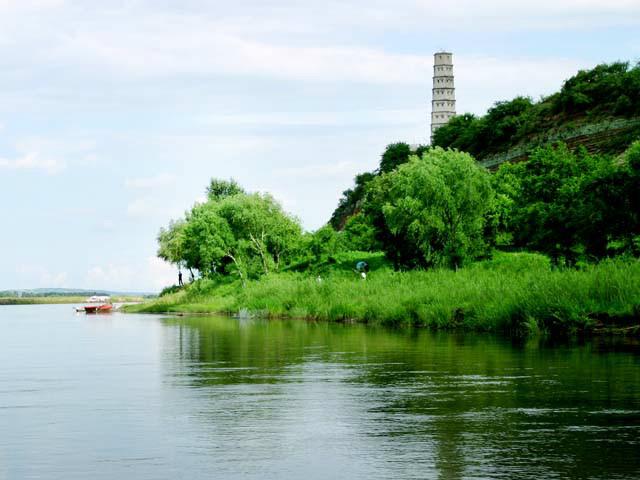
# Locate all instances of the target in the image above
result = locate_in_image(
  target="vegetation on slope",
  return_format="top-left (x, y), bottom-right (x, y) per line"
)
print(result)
top-left (331, 62), bottom-right (640, 228)
top-left (432, 62), bottom-right (640, 160)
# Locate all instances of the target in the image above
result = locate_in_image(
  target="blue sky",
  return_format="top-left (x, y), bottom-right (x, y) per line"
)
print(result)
top-left (1, 0), bottom-right (639, 292)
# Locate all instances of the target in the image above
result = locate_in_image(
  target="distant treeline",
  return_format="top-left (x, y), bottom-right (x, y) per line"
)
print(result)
top-left (0, 290), bottom-right (156, 298)
top-left (0, 291), bottom-right (109, 298)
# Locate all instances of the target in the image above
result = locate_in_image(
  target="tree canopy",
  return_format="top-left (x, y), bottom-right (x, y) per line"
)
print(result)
top-left (365, 148), bottom-right (493, 269)
top-left (490, 141), bottom-right (640, 263)
top-left (157, 179), bottom-right (302, 283)
top-left (330, 142), bottom-right (428, 229)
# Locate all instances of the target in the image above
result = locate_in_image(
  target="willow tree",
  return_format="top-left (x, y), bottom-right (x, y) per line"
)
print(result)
top-left (366, 148), bottom-right (493, 269)
top-left (157, 219), bottom-right (187, 268)
top-left (157, 179), bottom-right (302, 284)
top-left (216, 193), bottom-right (302, 276)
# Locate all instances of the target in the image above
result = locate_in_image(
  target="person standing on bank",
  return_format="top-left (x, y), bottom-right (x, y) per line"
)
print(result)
top-left (178, 270), bottom-right (183, 286)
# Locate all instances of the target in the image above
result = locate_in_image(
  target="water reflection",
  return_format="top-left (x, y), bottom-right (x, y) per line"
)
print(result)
top-left (1, 307), bottom-right (638, 480)
top-left (160, 316), bottom-right (640, 480)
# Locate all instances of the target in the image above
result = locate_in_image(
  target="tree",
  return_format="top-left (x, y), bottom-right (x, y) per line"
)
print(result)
top-left (579, 141), bottom-right (640, 256)
top-left (431, 113), bottom-right (479, 153)
top-left (330, 143), bottom-right (430, 229)
top-left (216, 193), bottom-right (302, 276)
top-left (157, 219), bottom-right (187, 267)
top-left (379, 142), bottom-right (412, 174)
top-left (329, 171), bottom-right (376, 229)
top-left (206, 178), bottom-right (245, 201)
top-left (495, 143), bottom-right (611, 264)
top-left (342, 213), bottom-right (379, 252)
top-left (181, 202), bottom-right (240, 280)
top-left (157, 181), bottom-right (303, 284)
top-left (308, 225), bottom-right (341, 261)
top-left (366, 148), bottom-right (493, 269)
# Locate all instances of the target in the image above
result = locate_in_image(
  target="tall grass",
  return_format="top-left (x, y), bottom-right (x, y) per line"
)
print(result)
top-left (127, 252), bottom-right (640, 336)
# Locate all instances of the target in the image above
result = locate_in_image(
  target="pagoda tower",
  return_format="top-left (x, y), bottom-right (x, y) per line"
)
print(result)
top-left (430, 51), bottom-right (456, 141)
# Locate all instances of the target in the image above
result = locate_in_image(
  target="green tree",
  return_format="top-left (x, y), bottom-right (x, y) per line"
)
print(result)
top-left (216, 193), bottom-right (303, 275)
top-left (579, 141), bottom-right (640, 256)
top-left (158, 181), bottom-right (303, 284)
top-left (431, 113), bottom-right (479, 152)
top-left (330, 143), bottom-right (429, 229)
top-left (308, 225), bottom-right (341, 261)
top-left (379, 142), bottom-right (412, 174)
top-left (342, 213), bottom-right (379, 252)
top-left (485, 162), bottom-right (521, 247)
top-left (157, 219), bottom-right (187, 267)
top-left (206, 178), bottom-right (245, 201)
top-left (366, 148), bottom-right (493, 269)
top-left (498, 143), bottom-right (610, 264)
top-left (329, 171), bottom-right (376, 229)
top-left (181, 202), bottom-right (241, 280)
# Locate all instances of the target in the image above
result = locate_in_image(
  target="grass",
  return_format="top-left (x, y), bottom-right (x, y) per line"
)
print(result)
top-left (126, 252), bottom-right (640, 337)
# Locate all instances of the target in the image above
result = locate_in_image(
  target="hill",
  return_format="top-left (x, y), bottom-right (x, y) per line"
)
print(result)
top-left (329, 61), bottom-right (640, 229)
top-left (432, 61), bottom-right (640, 169)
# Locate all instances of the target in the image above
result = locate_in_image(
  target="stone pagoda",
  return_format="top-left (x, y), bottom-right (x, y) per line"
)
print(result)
top-left (430, 51), bottom-right (456, 141)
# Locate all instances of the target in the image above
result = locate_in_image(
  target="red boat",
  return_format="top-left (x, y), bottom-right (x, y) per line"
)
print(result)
top-left (75, 296), bottom-right (113, 314)
top-left (83, 304), bottom-right (113, 314)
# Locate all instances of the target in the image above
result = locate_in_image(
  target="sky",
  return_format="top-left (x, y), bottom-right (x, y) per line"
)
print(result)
top-left (1, 0), bottom-right (639, 292)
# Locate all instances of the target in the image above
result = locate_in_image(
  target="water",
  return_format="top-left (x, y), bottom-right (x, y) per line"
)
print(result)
top-left (1, 305), bottom-right (639, 479)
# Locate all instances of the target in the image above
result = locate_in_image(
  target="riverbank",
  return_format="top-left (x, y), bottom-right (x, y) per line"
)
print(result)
top-left (125, 252), bottom-right (640, 337)
top-left (0, 296), bottom-right (146, 305)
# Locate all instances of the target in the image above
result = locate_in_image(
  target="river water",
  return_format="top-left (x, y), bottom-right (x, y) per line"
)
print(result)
top-left (1, 305), bottom-right (639, 479)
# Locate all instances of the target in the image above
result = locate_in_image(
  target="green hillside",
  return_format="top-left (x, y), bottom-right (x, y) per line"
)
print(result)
top-left (432, 61), bottom-right (640, 168)
top-left (329, 62), bottom-right (640, 230)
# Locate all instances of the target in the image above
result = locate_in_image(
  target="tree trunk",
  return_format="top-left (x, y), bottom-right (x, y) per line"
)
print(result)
top-left (249, 231), bottom-right (269, 275)
top-left (225, 253), bottom-right (246, 288)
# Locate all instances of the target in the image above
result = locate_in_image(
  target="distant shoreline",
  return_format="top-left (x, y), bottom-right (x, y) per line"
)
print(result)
top-left (0, 296), bottom-right (147, 306)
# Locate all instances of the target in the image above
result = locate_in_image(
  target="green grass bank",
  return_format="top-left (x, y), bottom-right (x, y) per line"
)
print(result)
top-left (127, 252), bottom-right (640, 337)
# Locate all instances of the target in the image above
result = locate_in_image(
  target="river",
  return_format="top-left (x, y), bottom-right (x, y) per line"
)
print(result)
top-left (1, 304), bottom-right (639, 479)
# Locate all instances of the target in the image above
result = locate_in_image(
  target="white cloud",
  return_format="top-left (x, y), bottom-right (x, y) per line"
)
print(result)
top-left (126, 196), bottom-right (181, 219)
top-left (0, 152), bottom-right (65, 174)
top-left (0, 1), bottom-right (636, 91)
top-left (86, 263), bottom-right (134, 290)
top-left (96, 219), bottom-right (116, 232)
top-left (126, 197), bottom-right (157, 218)
top-left (147, 256), bottom-right (177, 290)
top-left (276, 161), bottom-right (358, 179)
top-left (42, 22), bottom-right (600, 94)
top-left (0, 136), bottom-right (98, 175)
top-left (125, 173), bottom-right (176, 189)
top-left (16, 264), bottom-right (69, 288)
top-left (0, 0), bottom-right (64, 13)
top-left (83, 258), bottom-right (176, 292)
top-left (200, 109), bottom-right (425, 128)
top-left (53, 28), bottom-right (431, 84)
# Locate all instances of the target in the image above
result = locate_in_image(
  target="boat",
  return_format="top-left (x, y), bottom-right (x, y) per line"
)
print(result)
top-left (75, 296), bottom-right (113, 314)
top-left (84, 304), bottom-right (113, 314)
